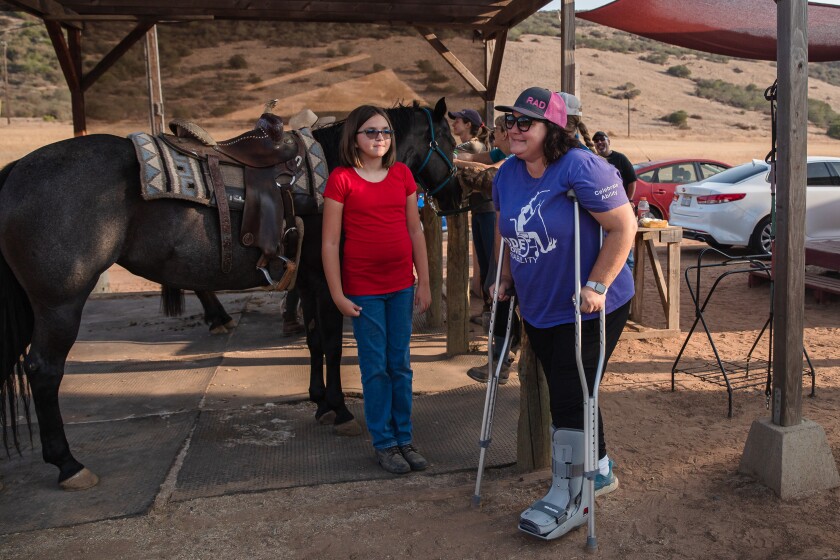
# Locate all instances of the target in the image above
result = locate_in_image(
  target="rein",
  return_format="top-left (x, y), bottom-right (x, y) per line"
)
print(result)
top-left (413, 107), bottom-right (459, 216)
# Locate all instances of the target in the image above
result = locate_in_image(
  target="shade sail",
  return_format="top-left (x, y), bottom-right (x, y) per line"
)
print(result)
top-left (578, 0), bottom-right (840, 62)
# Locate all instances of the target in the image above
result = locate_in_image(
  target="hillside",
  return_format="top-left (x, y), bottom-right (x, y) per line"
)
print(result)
top-left (2, 9), bottom-right (839, 166)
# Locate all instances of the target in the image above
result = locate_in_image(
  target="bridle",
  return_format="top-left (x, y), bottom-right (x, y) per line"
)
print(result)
top-left (412, 107), bottom-right (464, 216)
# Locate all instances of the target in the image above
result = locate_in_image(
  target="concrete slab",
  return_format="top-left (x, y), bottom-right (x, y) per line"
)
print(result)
top-left (739, 416), bottom-right (840, 499)
top-left (0, 413), bottom-right (196, 534)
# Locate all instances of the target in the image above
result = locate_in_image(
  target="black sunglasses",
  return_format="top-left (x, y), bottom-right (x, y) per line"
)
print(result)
top-left (357, 128), bottom-right (393, 139)
top-left (503, 114), bottom-right (543, 132)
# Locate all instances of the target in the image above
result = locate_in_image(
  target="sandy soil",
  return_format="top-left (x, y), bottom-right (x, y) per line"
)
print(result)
top-left (1, 39), bottom-right (839, 555)
top-left (0, 241), bottom-right (839, 559)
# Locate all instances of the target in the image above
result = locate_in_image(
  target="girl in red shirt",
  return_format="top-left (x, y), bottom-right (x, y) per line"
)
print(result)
top-left (322, 105), bottom-right (431, 475)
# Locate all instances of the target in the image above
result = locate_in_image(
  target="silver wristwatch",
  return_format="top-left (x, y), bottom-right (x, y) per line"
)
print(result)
top-left (585, 280), bottom-right (608, 295)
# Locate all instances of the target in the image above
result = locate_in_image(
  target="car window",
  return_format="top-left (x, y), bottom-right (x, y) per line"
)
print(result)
top-left (638, 169), bottom-right (657, 182)
top-left (706, 162), bottom-right (769, 184)
top-left (807, 162), bottom-right (837, 186)
top-left (827, 162), bottom-right (840, 183)
top-left (660, 164), bottom-right (697, 184)
top-left (699, 163), bottom-right (727, 179)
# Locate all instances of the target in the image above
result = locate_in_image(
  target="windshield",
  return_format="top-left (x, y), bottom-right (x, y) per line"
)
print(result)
top-left (706, 162), bottom-right (769, 185)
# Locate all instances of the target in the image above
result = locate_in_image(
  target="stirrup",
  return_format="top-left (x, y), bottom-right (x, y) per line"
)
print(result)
top-left (258, 256), bottom-right (296, 291)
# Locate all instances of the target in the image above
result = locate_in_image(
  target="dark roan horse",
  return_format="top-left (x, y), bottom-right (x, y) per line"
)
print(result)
top-left (0, 98), bottom-right (459, 489)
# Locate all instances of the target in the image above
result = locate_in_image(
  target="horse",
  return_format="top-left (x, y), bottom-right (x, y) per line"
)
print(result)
top-left (0, 98), bottom-right (459, 490)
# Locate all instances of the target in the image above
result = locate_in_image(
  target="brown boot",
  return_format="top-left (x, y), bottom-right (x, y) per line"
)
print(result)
top-left (282, 318), bottom-right (304, 336)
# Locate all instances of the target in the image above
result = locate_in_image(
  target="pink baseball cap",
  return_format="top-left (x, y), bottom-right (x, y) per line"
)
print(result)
top-left (495, 87), bottom-right (568, 128)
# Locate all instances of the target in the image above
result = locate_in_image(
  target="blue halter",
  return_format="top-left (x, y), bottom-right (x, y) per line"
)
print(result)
top-left (413, 107), bottom-right (457, 201)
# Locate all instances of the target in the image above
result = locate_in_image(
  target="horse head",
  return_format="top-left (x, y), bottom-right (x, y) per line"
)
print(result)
top-left (391, 99), bottom-right (460, 215)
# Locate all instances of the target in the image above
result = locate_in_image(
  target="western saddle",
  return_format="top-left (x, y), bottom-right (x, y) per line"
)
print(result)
top-left (159, 112), bottom-right (305, 289)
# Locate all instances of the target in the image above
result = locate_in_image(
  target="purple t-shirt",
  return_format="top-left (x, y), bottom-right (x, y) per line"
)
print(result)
top-left (493, 148), bottom-right (634, 327)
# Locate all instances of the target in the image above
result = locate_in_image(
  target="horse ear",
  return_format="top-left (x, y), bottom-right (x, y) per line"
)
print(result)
top-left (432, 98), bottom-right (447, 120)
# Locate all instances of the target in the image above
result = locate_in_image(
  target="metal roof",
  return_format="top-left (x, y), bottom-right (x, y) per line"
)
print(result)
top-left (3, 0), bottom-right (552, 34)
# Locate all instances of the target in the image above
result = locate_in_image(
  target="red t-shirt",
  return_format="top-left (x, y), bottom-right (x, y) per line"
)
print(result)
top-left (323, 162), bottom-right (417, 296)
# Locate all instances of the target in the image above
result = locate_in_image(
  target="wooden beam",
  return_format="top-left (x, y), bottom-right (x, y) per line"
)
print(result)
top-left (416, 26), bottom-right (487, 94)
top-left (44, 21), bottom-right (79, 92)
top-left (67, 26), bottom-right (85, 136)
top-left (144, 25), bottom-right (165, 135)
top-left (445, 212), bottom-right (470, 356)
top-left (772, 0), bottom-right (808, 427)
top-left (560, 0), bottom-right (575, 95)
top-left (81, 21), bottom-right (156, 91)
top-left (484, 28), bottom-right (507, 101)
top-left (3, 0), bottom-right (83, 29)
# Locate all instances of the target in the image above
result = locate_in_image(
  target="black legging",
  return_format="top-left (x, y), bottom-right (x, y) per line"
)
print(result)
top-left (523, 301), bottom-right (630, 459)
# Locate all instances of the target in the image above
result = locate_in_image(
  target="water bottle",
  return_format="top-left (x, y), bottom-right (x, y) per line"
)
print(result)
top-left (637, 197), bottom-right (652, 221)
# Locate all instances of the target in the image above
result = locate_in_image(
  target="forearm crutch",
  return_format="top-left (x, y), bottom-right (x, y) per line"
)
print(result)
top-left (472, 237), bottom-right (516, 508)
top-left (569, 188), bottom-right (607, 551)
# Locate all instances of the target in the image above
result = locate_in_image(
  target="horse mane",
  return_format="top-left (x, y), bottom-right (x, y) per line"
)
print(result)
top-left (312, 101), bottom-right (430, 169)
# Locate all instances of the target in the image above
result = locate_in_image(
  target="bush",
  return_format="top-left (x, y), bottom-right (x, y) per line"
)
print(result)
top-left (694, 79), bottom-right (766, 112)
top-left (828, 123), bottom-right (840, 140)
top-left (416, 59), bottom-right (435, 74)
top-left (373, 63), bottom-right (385, 72)
top-left (667, 65), bottom-right (691, 78)
top-left (808, 99), bottom-right (840, 128)
top-left (663, 110), bottom-right (689, 128)
top-left (228, 54), bottom-right (248, 69)
top-left (640, 52), bottom-right (669, 65)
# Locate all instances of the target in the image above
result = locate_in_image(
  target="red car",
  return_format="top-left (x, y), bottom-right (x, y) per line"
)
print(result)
top-left (632, 159), bottom-right (731, 221)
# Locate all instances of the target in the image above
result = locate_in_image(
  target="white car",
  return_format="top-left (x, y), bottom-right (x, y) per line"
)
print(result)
top-left (669, 157), bottom-right (840, 254)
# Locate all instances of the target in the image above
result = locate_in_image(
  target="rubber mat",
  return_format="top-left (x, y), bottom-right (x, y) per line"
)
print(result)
top-left (0, 412), bottom-right (196, 535)
top-left (171, 381), bottom-right (519, 501)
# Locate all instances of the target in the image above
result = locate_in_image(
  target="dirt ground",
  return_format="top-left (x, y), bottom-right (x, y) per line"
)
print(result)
top-left (1, 238), bottom-right (839, 559)
top-left (1, 111), bottom-right (839, 557)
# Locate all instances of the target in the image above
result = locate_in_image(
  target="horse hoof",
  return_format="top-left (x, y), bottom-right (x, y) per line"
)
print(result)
top-left (59, 467), bottom-right (99, 491)
top-left (209, 325), bottom-right (229, 335)
top-left (223, 319), bottom-right (236, 330)
top-left (333, 419), bottom-right (362, 437)
top-left (316, 410), bottom-right (337, 425)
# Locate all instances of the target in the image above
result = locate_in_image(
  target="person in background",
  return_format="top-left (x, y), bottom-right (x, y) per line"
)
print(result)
top-left (322, 105), bottom-right (431, 475)
top-left (281, 287), bottom-right (304, 336)
top-left (449, 108), bottom-right (491, 305)
top-left (449, 108), bottom-right (491, 155)
top-left (594, 130), bottom-right (638, 270)
top-left (593, 131), bottom-right (636, 201)
top-left (560, 92), bottom-right (595, 151)
top-left (492, 87), bottom-right (636, 500)
top-left (455, 116), bottom-right (520, 384)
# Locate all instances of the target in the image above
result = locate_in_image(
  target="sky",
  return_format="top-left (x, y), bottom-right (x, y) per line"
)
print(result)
top-left (541, 0), bottom-right (840, 11)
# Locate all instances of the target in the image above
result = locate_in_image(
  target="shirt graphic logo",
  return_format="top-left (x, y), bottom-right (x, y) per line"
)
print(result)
top-left (506, 190), bottom-right (556, 263)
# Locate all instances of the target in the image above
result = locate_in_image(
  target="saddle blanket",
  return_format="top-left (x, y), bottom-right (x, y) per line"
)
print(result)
top-left (128, 129), bottom-right (328, 210)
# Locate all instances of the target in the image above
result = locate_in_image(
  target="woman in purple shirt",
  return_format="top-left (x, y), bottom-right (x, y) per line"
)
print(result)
top-left (492, 87), bottom-right (637, 497)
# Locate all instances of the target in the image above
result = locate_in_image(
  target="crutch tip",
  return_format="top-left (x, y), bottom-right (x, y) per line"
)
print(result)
top-left (471, 495), bottom-right (482, 508)
top-left (585, 537), bottom-right (598, 552)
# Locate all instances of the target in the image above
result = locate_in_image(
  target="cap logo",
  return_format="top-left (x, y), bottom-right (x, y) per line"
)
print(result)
top-left (526, 97), bottom-right (546, 110)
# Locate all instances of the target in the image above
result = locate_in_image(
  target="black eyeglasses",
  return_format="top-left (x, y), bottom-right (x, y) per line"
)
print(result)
top-left (357, 128), bottom-right (393, 139)
top-left (503, 114), bottom-right (543, 132)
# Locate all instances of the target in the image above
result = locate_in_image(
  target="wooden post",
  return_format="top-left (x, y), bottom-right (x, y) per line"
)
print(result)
top-left (773, 0), bottom-right (808, 427)
top-left (421, 205), bottom-right (443, 329)
top-left (446, 212), bottom-right (469, 356)
top-left (2, 39), bottom-right (9, 125)
top-left (144, 25), bottom-right (165, 135)
top-left (560, 0), bottom-right (576, 95)
top-left (516, 330), bottom-right (551, 471)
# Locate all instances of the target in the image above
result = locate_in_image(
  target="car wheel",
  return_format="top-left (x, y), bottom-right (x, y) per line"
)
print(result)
top-left (749, 216), bottom-right (773, 255)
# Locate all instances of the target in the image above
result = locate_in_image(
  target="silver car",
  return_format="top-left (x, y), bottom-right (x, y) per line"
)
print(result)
top-left (669, 157), bottom-right (840, 254)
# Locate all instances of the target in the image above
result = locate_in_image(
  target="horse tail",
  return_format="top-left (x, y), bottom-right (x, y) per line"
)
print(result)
top-left (160, 285), bottom-right (185, 317)
top-left (0, 160), bottom-right (35, 454)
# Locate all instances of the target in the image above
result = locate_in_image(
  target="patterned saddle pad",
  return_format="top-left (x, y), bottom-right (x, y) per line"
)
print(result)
top-left (128, 128), bottom-right (328, 210)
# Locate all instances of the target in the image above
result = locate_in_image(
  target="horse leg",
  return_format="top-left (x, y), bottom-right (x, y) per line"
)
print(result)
top-left (25, 298), bottom-right (99, 490)
top-left (318, 289), bottom-right (361, 436)
top-left (300, 286), bottom-right (332, 424)
top-left (195, 290), bottom-right (235, 334)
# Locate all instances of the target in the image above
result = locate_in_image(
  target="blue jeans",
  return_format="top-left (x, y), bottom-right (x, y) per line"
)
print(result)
top-left (471, 211), bottom-right (496, 294)
top-left (348, 286), bottom-right (415, 449)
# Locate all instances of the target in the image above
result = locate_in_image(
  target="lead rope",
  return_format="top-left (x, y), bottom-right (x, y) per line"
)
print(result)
top-left (763, 80), bottom-right (777, 409)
